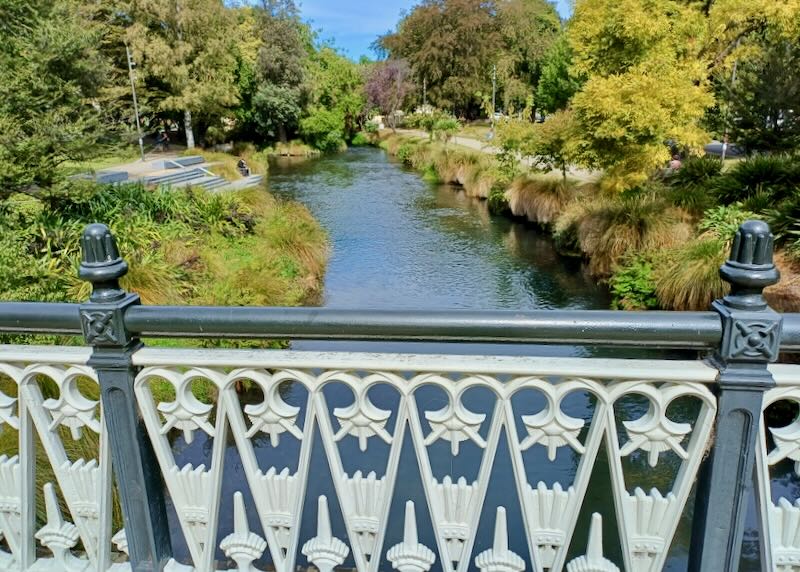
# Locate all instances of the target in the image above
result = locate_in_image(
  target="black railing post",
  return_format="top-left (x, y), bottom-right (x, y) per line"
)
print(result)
top-left (689, 220), bottom-right (782, 571)
top-left (79, 223), bottom-right (171, 572)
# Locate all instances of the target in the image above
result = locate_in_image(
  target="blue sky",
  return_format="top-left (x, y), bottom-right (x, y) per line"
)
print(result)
top-left (299, 1), bottom-right (572, 60)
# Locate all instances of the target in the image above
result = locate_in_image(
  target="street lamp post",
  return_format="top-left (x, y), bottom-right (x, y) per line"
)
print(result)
top-left (125, 44), bottom-right (146, 162)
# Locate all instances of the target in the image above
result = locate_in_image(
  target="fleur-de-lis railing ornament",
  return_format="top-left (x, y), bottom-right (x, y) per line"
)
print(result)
top-left (301, 496), bottom-right (349, 572)
top-left (220, 492), bottom-right (267, 572)
top-left (35, 483), bottom-right (88, 571)
top-left (387, 501), bottom-right (436, 572)
top-left (566, 513), bottom-right (619, 572)
top-left (474, 507), bottom-right (525, 572)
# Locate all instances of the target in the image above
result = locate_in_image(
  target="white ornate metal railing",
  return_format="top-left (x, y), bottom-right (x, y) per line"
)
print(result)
top-left (0, 219), bottom-right (796, 572)
top-left (758, 365), bottom-right (800, 572)
top-left (0, 344), bottom-right (738, 572)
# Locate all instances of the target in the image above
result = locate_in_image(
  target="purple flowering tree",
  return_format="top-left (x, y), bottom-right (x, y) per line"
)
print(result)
top-left (364, 59), bottom-right (415, 132)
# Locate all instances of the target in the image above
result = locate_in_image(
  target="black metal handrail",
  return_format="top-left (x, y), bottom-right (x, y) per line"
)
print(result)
top-left (3, 301), bottom-right (800, 351)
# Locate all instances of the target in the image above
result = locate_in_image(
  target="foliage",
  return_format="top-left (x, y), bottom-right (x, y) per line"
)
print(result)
top-left (365, 59), bottom-right (414, 130)
top-left (610, 256), bottom-right (659, 310)
top-left (495, 0), bottom-right (561, 113)
top-left (698, 203), bottom-right (759, 241)
top-left (433, 115), bottom-right (461, 145)
top-left (350, 132), bottom-right (371, 146)
top-left (568, 0), bottom-right (713, 190)
top-left (487, 185), bottom-right (511, 215)
top-left (407, 110), bottom-right (461, 142)
top-left (666, 156), bottom-right (723, 214)
top-left (300, 107), bottom-right (347, 153)
top-left (303, 47), bottom-right (366, 150)
top-left (505, 175), bottom-right (577, 225)
top-left (0, 0), bottom-right (111, 199)
top-left (378, 0), bottom-right (502, 117)
top-left (653, 238), bottom-right (728, 311)
top-left (123, 0), bottom-right (240, 147)
top-left (712, 154), bottom-right (800, 204)
top-left (252, 83), bottom-right (303, 140)
top-left (536, 35), bottom-right (582, 114)
top-left (497, 110), bottom-right (580, 179)
top-left (572, 191), bottom-right (692, 276)
top-left (720, 33), bottom-right (800, 153)
top-left (0, 181), bottom-right (327, 309)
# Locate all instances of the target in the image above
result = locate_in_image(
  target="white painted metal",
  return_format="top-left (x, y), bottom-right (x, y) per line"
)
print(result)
top-left (387, 501), bottom-right (435, 572)
top-left (757, 364), bottom-right (800, 571)
top-left (0, 345), bottom-right (722, 571)
top-left (131, 348), bottom-right (717, 572)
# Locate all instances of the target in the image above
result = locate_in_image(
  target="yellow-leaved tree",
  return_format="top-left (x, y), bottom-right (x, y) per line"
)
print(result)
top-left (568, 0), bottom-right (713, 190)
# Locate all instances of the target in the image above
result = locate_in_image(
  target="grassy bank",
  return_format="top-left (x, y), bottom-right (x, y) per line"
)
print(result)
top-left (0, 167), bottom-right (329, 533)
top-left (378, 132), bottom-right (800, 312)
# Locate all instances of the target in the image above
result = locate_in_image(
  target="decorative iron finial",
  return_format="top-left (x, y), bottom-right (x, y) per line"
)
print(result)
top-left (78, 223), bottom-right (128, 303)
top-left (720, 220), bottom-right (780, 310)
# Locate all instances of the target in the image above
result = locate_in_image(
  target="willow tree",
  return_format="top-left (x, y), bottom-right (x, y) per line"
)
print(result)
top-left (568, 0), bottom-right (713, 190)
top-left (123, 0), bottom-right (239, 148)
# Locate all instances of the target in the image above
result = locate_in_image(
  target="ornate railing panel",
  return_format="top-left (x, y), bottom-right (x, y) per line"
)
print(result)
top-left (128, 349), bottom-right (718, 572)
top-left (0, 346), bottom-right (124, 571)
top-left (758, 365), bottom-right (800, 571)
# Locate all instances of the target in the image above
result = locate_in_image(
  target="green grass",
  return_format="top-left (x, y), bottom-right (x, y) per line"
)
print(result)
top-left (59, 146), bottom-right (142, 175)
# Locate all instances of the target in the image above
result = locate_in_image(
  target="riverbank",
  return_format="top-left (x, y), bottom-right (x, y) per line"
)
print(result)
top-left (2, 156), bottom-right (329, 338)
top-left (377, 131), bottom-right (800, 312)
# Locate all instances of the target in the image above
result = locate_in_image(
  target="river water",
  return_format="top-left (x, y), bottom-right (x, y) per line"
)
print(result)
top-left (169, 147), bottom-right (753, 570)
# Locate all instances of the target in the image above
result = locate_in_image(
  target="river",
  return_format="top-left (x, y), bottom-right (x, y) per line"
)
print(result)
top-left (168, 147), bottom-right (756, 570)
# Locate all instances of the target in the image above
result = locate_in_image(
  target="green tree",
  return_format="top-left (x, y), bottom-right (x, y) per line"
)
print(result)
top-left (568, 0), bottom-right (713, 189)
top-left (252, 0), bottom-right (309, 142)
top-left (0, 0), bottom-right (110, 198)
top-left (123, 0), bottom-right (240, 148)
top-left (302, 46), bottom-right (365, 149)
top-left (716, 32), bottom-right (800, 152)
top-left (536, 35), bottom-right (581, 114)
top-left (496, 0), bottom-right (561, 114)
top-left (379, 0), bottom-right (502, 117)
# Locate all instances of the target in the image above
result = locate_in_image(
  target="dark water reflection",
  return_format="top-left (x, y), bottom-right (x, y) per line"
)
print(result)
top-left (166, 148), bottom-right (755, 571)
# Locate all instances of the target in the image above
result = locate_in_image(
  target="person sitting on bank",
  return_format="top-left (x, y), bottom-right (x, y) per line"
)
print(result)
top-left (237, 158), bottom-right (250, 177)
top-left (669, 154), bottom-right (682, 170)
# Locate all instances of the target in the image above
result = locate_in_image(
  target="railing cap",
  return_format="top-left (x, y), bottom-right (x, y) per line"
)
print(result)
top-left (719, 219), bottom-right (780, 310)
top-left (78, 223), bottom-right (128, 303)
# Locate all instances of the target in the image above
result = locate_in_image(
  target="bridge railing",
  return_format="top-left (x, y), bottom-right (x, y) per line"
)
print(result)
top-left (0, 220), bottom-right (797, 572)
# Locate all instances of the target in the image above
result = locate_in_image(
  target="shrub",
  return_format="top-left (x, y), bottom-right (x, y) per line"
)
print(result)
top-left (712, 154), bottom-right (800, 204)
top-left (487, 186), bottom-right (510, 215)
top-left (576, 192), bottom-right (692, 276)
top-left (654, 238), bottom-right (728, 310)
top-left (610, 256), bottom-right (659, 310)
top-left (300, 107), bottom-right (347, 153)
top-left (350, 132), bottom-right (371, 146)
top-left (699, 203), bottom-right (759, 241)
top-left (666, 156), bottom-right (722, 214)
top-left (505, 176), bottom-right (577, 225)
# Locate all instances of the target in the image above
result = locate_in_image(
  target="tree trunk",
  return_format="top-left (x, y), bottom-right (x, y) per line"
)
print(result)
top-left (184, 109), bottom-right (195, 149)
top-left (278, 123), bottom-right (287, 144)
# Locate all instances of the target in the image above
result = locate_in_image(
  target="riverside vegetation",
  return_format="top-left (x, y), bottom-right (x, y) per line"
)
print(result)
top-left (379, 131), bottom-right (800, 313)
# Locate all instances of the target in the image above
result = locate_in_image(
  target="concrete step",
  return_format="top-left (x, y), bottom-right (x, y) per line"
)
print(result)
top-left (163, 155), bottom-right (205, 169)
top-left (95, 171), bottom-right (129, 184)
top-left (173, 175), bottom-right (227, 190)
top-left (144, 168), bottom-right (205, 186)
top-left (216, 174), bottom-right (264, 193)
